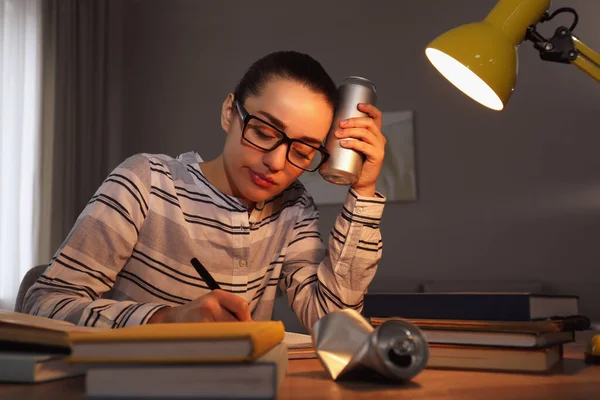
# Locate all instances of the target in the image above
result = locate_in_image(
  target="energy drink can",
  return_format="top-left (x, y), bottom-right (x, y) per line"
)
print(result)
top-left (320, 76), bottom-right (377, 185)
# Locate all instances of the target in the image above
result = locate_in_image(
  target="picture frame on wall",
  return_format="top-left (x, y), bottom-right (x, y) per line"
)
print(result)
top-left (299, 110), bottom-right (417, 205)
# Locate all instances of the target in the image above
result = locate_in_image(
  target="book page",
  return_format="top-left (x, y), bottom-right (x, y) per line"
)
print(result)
top-left (283, 332), bottom-right (313, 349)
top-left (0, 310), bottom-right (105, 332)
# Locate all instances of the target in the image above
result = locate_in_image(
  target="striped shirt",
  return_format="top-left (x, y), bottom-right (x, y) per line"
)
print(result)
top-left (23, 151), bottom-right (385, 331)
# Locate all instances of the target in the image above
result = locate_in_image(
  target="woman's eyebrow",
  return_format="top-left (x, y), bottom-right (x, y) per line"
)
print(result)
top-left (257, 110), bottom-right (287, 130)
top-left (257, 110), bottom-right (323, 146)
top-left (296, 135), bottom-right (323, 146)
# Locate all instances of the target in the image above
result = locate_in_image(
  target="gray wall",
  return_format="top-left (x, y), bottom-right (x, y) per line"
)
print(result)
top-left (118, 0), bottom-right (600, 326)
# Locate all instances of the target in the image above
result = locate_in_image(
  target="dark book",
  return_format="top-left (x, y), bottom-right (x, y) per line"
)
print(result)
top-left (362, 292), bottom-right (579, 321)
top-left (369, 315), bottom-right (591, 333)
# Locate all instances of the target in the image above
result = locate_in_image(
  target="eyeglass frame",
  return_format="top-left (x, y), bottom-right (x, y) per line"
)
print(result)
top-left (233, 99), bottom-right (330, 172)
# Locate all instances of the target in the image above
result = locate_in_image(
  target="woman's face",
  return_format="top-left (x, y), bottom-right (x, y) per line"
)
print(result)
top-left (221, 78), bottom-right (334, 205)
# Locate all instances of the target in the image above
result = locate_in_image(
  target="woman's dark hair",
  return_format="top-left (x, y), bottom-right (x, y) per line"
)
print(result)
top-left (233, 51), bottom-right (338, 109)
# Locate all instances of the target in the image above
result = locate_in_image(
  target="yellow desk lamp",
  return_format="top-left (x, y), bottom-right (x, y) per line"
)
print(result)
top-left (426, 0), bottom-right (600, 361)
top-left (425, 0), bottom-right (600, 111)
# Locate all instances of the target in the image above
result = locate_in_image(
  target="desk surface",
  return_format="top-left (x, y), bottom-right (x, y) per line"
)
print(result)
top-left (1, 344), bottom-right (599, 399)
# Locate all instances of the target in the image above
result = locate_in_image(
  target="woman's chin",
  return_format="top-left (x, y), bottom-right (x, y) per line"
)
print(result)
top-left (239, 186), bottom-right (276, 205)
top-left (245, 192), bottom-right (272, 204)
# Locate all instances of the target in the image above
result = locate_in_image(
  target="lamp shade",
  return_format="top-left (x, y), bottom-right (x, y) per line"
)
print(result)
top-left (425, 0), bottom-right (551, 111)
top-left (426, 22), bottom-right (517, 110)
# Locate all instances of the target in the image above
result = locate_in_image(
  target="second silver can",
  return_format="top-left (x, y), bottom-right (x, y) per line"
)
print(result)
top-left (320, 76), bottom-right (377, 186)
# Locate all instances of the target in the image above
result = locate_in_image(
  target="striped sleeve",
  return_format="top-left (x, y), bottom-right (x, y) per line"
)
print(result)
top-left (279, 188), bottom-right (385, 332)
top-left (22, 154), bottom-right (168, 327)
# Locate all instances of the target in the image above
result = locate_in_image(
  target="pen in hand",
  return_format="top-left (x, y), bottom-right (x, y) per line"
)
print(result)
top-left (185, 257), bottom-right (253, 322)
top-left (190, 257), bottom-right (221, 291)
top-left (149, 258), bottom-right (249, 323)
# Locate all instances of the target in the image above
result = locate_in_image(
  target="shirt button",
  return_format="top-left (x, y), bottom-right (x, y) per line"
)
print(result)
top-left (355, 207), bottom-right (362, 214)
top-left (239, 259), bottom-right (247, 267)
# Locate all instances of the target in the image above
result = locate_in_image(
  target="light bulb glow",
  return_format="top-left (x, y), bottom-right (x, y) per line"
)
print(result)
top-left (426, 48), bottom-right (504, 111)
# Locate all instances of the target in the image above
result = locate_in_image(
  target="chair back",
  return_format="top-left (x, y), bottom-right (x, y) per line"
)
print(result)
top-left (14, 265), bottom-right (47, 313)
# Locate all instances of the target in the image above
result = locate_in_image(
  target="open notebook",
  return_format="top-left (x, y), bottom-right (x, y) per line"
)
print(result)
top-left (283, 332), bottom-right (316, 359)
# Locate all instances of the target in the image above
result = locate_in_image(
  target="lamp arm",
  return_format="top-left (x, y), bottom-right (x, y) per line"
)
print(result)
top-left (526, 25), bottom-right (600, 83)
top-left (572, 37), bottom-right (600, 82)
top-left (524, 6), bottom-right (600, 83)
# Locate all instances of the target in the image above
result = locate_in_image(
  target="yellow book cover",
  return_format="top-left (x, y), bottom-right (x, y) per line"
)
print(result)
top-left (68, 321), bottom-right (285, 364)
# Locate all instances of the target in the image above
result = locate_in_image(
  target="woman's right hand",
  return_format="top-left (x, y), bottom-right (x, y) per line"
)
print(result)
top-left (148, 289), bottom-right (253, 323)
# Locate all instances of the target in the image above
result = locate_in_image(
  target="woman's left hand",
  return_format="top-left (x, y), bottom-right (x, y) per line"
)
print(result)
top-left (336, 103), bottom-right (386, 197)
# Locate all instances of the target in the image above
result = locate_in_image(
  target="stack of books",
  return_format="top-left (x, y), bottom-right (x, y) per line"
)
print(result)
top-left (69, 321), bottom-right (287, 399)
top-left (0, 310), bottom-right (287, 399)
top-left (363, 292), bottom-right (590, 373)
top-left (0, 310), bottom-right (97, 383)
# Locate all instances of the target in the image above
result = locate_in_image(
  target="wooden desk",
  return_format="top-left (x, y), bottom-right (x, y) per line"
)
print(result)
top-left (280, 344), bottom-right (600, 399)
top-left (1, 344), bottom-right (599, 399)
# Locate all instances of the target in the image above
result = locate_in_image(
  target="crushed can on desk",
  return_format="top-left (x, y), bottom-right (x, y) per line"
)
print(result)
top-left (311, 309), bottom-right (429, 381)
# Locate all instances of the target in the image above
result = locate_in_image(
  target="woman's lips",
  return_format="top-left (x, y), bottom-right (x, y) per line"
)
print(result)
top-left (249, 169), bottom-right (275, 188)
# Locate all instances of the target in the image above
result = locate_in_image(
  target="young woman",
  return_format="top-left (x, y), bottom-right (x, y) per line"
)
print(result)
top-left (23, 51), bottom-right (387, 332)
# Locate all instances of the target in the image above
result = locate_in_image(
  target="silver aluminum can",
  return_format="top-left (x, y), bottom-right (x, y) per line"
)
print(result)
top-left (320, 76), bottom-right (377, 185)
top-left (312, 309), bottom-right (429, 382)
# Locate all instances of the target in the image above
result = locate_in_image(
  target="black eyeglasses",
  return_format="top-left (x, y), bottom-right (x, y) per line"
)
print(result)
top-left (234, 99), bottom-right (329, 172)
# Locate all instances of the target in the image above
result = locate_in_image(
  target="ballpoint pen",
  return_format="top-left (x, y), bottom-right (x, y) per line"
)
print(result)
top-left (190, 257), bottom-right (221, 290)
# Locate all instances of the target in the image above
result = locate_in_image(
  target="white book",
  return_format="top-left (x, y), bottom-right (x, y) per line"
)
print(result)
top-left (427, 344), bottom-right (562, 372)
top-left (85, 343), bottom-right (288, 399)
top-left (0, 353), bottom-right (87, 383)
